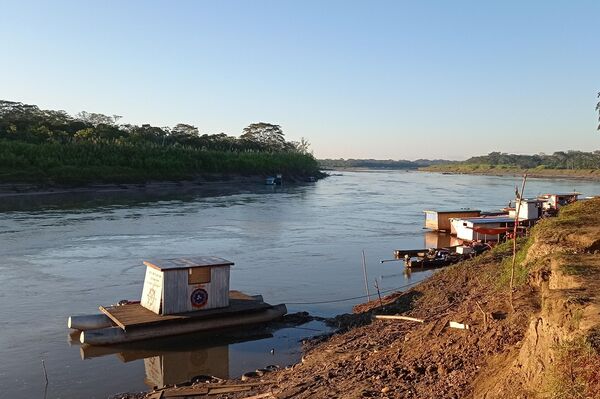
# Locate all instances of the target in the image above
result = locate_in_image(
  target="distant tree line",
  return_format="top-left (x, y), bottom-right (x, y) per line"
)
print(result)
top-left (0, 100), bottom-right (319, 184)
top-left (463, 151), bottom-right (600, 169)
top-left (0, 100), bottom-right (311, 154)
top-left (319, 158), bottom-right (455, 169)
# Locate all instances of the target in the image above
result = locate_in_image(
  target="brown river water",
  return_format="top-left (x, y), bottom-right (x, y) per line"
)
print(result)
top-left (1, 170), bottom-right (599, 398)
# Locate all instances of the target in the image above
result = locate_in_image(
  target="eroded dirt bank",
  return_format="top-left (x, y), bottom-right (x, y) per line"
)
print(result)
top-left (123, 199), bottom-right (600, 399)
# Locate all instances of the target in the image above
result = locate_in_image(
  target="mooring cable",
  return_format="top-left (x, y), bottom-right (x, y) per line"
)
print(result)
top-left (285, 279), bottom-right (422, 305)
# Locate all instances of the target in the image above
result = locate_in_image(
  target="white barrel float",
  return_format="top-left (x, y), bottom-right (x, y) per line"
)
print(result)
top-left (68, 314), bottom-right (114, 330)
top-left (81, 304), bottom-right (287, 345)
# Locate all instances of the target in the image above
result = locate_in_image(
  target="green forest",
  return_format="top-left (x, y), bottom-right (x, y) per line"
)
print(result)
top-left (422, 150), bottom-right (600, 178)
top-left (462, 151), bottom-right (600, 169)
top-left (0, 100), bottom-right (320, 184)
top-left (427, 151), bottom-right (600, 170)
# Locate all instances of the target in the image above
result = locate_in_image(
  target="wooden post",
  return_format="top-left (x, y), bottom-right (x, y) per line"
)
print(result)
top-left (510, 173), bottom-right (527, 309)
top-left (476, 301), bottom-right (487, 330)
top-left (42, 359), bottom-right (48, 385)
top-left (362, 250), bottom-right (371, 302)
top-left (374, 279), bottom-right (383, 307)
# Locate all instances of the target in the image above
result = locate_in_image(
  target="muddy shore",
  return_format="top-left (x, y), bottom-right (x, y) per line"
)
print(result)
top-left (0, 174), bottom-right (322, 199)
top-left (117, 198), bottom-right (600, 399)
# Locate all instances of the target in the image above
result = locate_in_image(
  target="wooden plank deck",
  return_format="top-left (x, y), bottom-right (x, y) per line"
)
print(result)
top-left (100, 292), bottom-right (271, 330)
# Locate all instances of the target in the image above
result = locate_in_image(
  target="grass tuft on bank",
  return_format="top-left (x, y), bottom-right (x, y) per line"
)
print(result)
top-left (545, 335), bottom-right (600, 399)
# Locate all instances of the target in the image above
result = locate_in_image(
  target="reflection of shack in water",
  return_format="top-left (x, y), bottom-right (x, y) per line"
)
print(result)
top-left (423, 231), bottom-right (463, 249)
top-left (78, 329), bottom-right (274, 388)
top-left (144, 345), bottom-right (229, 388)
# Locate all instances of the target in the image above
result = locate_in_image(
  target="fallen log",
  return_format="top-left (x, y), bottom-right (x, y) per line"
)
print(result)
top-left (374, 315), bottom-right (471, 331)
top-left (373, 315), bottom-right (425, 323)
top-left (241, 393), bottom-right (275, 399)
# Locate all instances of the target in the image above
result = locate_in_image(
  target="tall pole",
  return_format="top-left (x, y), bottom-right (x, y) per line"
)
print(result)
top-left (510, 173), bottom-right (528, 308)
top-left (362, 250), bottom-right (371, 301)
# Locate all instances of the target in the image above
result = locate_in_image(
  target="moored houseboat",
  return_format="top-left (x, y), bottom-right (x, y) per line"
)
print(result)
top-left (68, 256), bottom-right (286, 346)
top-left (423, 209), bottom-right (481, 232)
top-left (450, 215), bottom-right (517, 242)
top-left (538, 192), bottom-right (580, 215)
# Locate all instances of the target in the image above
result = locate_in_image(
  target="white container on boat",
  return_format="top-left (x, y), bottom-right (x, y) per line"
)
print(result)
top-left (456, 246), bottom-right (474, 255)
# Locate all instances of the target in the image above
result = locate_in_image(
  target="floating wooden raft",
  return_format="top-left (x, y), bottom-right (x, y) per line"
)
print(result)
top-left (100, 298), bottom-right (271, 331)
top-left (80, 291), bottom-right (286, 345)
top-left (82, 305), bottom-right (286, 345)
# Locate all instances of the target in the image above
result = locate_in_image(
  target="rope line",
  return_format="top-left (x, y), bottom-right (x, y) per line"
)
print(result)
top-left (286, 280), bottom-right (422, 305)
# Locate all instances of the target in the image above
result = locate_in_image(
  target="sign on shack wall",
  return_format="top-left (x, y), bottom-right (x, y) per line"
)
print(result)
top-left (141, 267), bottom-right (163, 314)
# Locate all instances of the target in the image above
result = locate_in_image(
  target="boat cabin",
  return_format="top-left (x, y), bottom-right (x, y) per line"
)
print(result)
top-left (140, 256), bottom-right (234, 315)
top-left (538, 192), bottom-right (580, 210)
top-left (451, 216), bottom-right (516, 242)
top-left (423, 209), bottom-right (481, 232)
top-left (509, 198), bottom-right (544, 220)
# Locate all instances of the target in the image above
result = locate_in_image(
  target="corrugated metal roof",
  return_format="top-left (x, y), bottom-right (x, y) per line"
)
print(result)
top-left (423, 209), bottom-right (481, 214)
top-left (460, 216), bottom-right (516, 224)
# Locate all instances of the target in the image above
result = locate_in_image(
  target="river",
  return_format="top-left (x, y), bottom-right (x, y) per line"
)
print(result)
top-left (1, 170), bottom-right (599, 398)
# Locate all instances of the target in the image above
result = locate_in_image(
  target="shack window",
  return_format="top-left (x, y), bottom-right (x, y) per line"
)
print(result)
top-left (189, 267), bottom-right (211, 284)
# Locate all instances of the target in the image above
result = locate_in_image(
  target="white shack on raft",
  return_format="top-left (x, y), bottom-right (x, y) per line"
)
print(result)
top-left (141, 256), bottom-right (233, 315)
top-left (68, 256), bottom-right (287, 346)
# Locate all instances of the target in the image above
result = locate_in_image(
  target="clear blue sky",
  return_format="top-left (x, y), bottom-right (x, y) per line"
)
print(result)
top-left (1, 1), bottom-right (598, 160)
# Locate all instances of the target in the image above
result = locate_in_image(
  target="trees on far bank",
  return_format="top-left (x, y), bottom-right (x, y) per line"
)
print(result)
top-left (465, 151), bottom-right (600, 170)
top-left (0, 99), bottom-right (311, 155)
top-left (241, 122), bottom-right (286, 151)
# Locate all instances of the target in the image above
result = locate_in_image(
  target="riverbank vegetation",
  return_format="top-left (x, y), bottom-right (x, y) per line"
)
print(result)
top-left (0, 100), bottom-right (320, 184)
top-left (422, 150), bottom-right (600, 178)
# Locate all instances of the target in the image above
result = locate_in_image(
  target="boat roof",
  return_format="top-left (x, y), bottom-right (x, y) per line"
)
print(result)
top-left (519, 198), bottom-right (546, 203)
top-left (423, 209), bottom-right (481, 214)
top-left (459, 216), bottom-right (516, 224)
top-left (539, 192), bottom-right (581, 197)
top-left (144, 256), bottom-right (234, 271)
